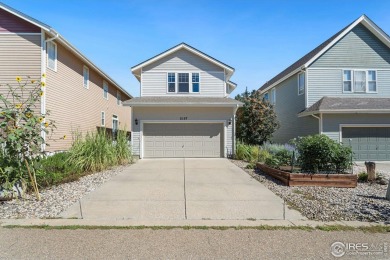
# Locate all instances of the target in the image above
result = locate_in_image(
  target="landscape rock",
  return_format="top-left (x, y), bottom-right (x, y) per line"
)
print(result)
top-left (231, 159), bottom-right (390, 223)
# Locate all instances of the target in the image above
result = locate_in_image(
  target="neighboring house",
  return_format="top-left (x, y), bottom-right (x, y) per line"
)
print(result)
top-left (0, 3), bottom-right (132, 152)
top-left (259, 15), bottom-right (390, 161)
top-left (124, 43), bottom-right (242, 158)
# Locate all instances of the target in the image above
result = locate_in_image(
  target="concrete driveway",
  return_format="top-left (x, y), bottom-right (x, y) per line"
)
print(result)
top-left (61, 159), bottom-right (304, 220)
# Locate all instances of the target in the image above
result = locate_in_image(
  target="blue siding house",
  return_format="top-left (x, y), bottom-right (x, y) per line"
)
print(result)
top-left (259, 15), bottom-right (390, 161)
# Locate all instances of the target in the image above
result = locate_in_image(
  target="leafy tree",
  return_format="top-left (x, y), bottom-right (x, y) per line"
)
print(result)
top-left (235, 89), bottom-right (279, 145)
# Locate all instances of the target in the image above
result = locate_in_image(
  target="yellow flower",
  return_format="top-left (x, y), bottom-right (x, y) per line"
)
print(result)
top-left (15, 104), bottom-right (22, 109)
top-left (16, 76), bottom-right (22, 82)
top-left (39, 91), bottom-right (44, 97)
top-left (31, 80), bottom-right (36, 84)
top-left (38, 117), bottom-right (43, 123)
top-left (44, 122), bottom-right (49, 127)
top-left (41, 82), bottom-right (46, 87)
top-left (63, 135), bottom-right (67, 140)
top-left (42, 73), bottom-right (46, 78)
top-left (0, 111), bottom-right (5, 116)
top-left (25, 112), bottom-right (32, 118)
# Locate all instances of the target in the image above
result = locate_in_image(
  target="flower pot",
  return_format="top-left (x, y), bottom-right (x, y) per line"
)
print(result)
top-left (0, 180), bottom-right (26, 201)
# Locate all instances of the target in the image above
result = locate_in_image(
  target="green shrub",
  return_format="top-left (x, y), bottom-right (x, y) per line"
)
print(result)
top-left (293, 134), bottom-right (352, 173)
top-left (274, 149), bottom-right (293, 166)
top-left (235, 142), bottom-right (259, 162)
top-left (66, 129), bottom-right (132, 173)
top-left (258, 149), bottom-right (270, 163)
top-left (265, 156), bottom-right (280, 169)
top-left (115, 130), bottom-right (133, 165)
top-left (35, 152), bottom-right (79, 188)
top-left (358, 172), bottom-right (368, 182)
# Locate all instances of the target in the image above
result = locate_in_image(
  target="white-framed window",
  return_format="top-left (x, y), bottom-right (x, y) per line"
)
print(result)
top-left (270, 88), bottom-right (276, 105)
top-left (168, 73), bottom-right (176, 92)
top-left (263, 92), bottom-right (269, 101)
top-left (343, 70), bottom-right (352, 92)
top-left (112, 115), bottom-right (118, 132)
top-left (368, 70), bottom-right (377, 92)
top-left (298, 72), bottom-right (305, 95)
top-left (101, 111), bottom-right (105, 126)
top-left (192, 73), bottom-right (200, 93)
top-left (167, 72), bottom-right (201, 93)
top-left (178, 73), bottom-right (189, 93)
top-left (46, 41), bottom-right (57, 71)
top-left (103, 81), bottom-right (109, 100)
top-left (342, 70), bottom-right (377, 93)
top-left (116, 90), bottom-right (121, 105)
top-left (83, 66), bottom-right (89, 89)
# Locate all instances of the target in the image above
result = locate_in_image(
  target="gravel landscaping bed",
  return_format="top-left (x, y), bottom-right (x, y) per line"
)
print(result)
top-left (0, 166), bottom-right (127, 219)
top-left (231, 160), bottom-right (390, 224)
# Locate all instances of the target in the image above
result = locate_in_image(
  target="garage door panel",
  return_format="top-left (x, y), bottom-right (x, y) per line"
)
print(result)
top-left (342, 127), bottom-right (390, 161)
top-left (143, 123), bottom-right (223, 158)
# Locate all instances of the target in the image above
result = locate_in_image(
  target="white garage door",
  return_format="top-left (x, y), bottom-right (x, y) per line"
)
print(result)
top-left (143, 123), bottom-right (223, 158)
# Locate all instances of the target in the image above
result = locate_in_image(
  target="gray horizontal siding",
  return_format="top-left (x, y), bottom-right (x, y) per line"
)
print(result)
top-left (141, 71), bottom-right (225, 97)
top-left (143, 49), bottom-right (224, 72)
top-left (272, 74), bottom-right (318, 143)
top-left (307, 69), bottom-right (390, 107)
top-left (322, 114), bottom-right (390, 142)
top-left (311, 24), bottom-right (390, 69)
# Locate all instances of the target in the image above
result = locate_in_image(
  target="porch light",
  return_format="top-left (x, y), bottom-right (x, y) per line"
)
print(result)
top-left (135, 118), bottom-right (138, 125)
top-left (228, 119), bottom-right (232, 125)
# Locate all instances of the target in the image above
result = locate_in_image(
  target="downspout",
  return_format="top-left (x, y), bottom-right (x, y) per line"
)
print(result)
top-left (233, 104), bottom-right (239, 156)
top-left (41, 31), bottom-right (59, 152)
top-left (311, 113), bottom-right (323, 134)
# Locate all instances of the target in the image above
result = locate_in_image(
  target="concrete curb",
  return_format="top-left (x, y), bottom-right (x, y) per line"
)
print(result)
top-left (0, 218), bottom-right (388, 228)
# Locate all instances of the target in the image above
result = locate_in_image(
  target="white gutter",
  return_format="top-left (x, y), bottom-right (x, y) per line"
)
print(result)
top-left (311, 114), bottom-right (322, 134)
top-left (299, 109), bottom-right (390, 117)
top-left (260, 67), bottom-right (303, 94)
top-left (123, 103), bottom-right (243, 108)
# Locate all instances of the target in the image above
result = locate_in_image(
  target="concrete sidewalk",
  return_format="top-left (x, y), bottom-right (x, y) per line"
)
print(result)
top-left (60, 158), bottom-right (305, 221)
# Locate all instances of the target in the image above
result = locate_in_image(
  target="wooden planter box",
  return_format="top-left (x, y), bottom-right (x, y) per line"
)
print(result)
top-left (256, 163), bottom-right (357, 188)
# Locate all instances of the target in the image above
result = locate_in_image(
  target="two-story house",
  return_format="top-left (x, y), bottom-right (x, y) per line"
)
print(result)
top-left (124, 43), bottom-right (242, 158)
top-left (0, 3), bottom-right (132, 152)
top-left (259, 15), bottom-right (390, 161)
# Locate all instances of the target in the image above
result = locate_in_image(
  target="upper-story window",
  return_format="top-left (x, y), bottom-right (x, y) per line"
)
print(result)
top-left (117, 90), bottom-right (121, 105)
top-left (343, 70), bottom-right (377, 93)
top-left (167, 72), bottom-right (200, 93)
top-left (263, 92), bottom-right (269, 101)
top-left (46, 41), bottom-right (57, 71)
top-left (192, 73), bottom-right (200, 93)
top-left (270, 88), bottom-right (276, 105)
top-left (83, 66), bottom-right (89, 89)
top-left (298, 72), bottom-right (305, 95)
top-left (103, 81), bottom-right (109, 99)
top-left (178, 73), bottom-right (189, 92)
top-left (168, 73), bottom-right (176, 92)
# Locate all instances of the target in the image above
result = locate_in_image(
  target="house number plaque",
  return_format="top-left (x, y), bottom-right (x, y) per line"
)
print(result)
top-left (180, 117), bottom-right (188, 120)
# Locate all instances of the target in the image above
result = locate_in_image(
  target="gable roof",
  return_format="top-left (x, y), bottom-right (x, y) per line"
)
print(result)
top-left (0, 2), bottom-right (132, 99)
top-left (298, 97), bottom-right (390, 117)
top-left (259, 15), bottom-right (390, 93)
top-left (131, 43), bottom-right (235, 81)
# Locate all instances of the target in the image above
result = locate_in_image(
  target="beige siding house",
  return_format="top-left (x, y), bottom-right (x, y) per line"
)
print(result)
top-left (125, 43), bottom-right (242, 158)
top-left (0, 3), bottom-right (132, 152)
